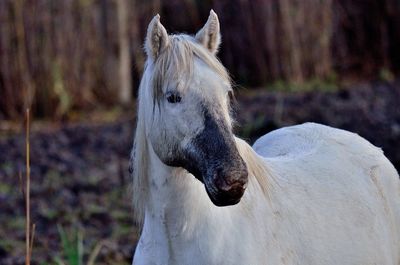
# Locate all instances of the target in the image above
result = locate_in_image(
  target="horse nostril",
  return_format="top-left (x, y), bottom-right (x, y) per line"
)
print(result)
top-left (213, 166), bottom-right (248, 192)
top-left (206, 171), bottom-right (248, 207)
top-left (214, 176), bottom-right (232, 192)
top-left (227, 182), bottom-right (245, 196)
top-left (215, 177), bottom-right (245, 193)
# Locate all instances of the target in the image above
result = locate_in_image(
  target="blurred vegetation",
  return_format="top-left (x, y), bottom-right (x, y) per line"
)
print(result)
top-left (266, 74), bottom-right (338, 93)
top-left (54, 225), bottom-right (114, 265)
top-left (55, 225), bottom-right (84, 265)
top-left (1, 0), bottom-right (400, 120)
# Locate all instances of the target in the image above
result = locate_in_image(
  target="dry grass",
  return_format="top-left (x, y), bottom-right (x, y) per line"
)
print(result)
top-left (24, 108), bottom-right (35, 265)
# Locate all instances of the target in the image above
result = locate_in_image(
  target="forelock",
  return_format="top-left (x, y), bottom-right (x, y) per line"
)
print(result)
top-left (151, 34), bottom-right (230, 104)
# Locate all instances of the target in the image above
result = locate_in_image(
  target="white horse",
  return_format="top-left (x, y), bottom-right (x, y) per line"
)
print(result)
top-left (130, 10), bottom-right (400, 265)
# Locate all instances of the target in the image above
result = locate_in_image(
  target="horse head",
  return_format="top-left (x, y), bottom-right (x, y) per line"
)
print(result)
top-left (139, 11), bottom-right (248, 206)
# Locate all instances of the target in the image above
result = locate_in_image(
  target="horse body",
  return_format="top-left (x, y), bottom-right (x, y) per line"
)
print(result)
top-left (134, 123), bottom-right (400, 265)
top-left (253, 123), bottom-right (400, 265)
top-left (131, 11), bottom-right (400, 265)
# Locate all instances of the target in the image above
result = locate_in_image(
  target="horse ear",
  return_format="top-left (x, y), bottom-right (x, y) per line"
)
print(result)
top-left (195, 10), bottom-right (221, 54)
top-left (145, 14), bottom-right (169, 60)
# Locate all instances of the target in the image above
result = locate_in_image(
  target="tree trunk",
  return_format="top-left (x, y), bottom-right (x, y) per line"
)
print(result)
top-left (117, 0), bottom-right (132, 104)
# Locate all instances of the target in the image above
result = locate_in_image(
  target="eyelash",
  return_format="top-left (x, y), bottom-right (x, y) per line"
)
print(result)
top-left (166, 92), bottom-right (182, 103)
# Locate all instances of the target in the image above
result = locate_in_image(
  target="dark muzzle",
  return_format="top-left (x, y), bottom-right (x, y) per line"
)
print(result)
top-left (205, 163), bottom-right (248, 206)
top-left (182, 110), bottom-right (249, 206)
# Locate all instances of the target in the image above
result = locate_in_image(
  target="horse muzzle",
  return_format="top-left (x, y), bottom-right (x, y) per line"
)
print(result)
top-left (181, 108), bottom-right (249, 206)
top-left (204, 164), bottom-right (248, 207)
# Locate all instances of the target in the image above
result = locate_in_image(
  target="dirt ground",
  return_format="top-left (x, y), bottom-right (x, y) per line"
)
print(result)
top-left (1, 80), bottom-right (399, 264)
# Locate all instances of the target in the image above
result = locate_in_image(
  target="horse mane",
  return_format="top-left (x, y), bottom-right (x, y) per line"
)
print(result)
top-left (130, 69), bottom-right (150, 226)
top-left (235, 137), bottom-right (273, 197)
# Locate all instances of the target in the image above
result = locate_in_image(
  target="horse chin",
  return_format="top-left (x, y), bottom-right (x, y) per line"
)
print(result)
top-left (207, 190), bottom-right (242, 207)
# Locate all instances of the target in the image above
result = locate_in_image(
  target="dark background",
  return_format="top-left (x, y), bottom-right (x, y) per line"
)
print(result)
top-left (1, 0), bottom-right (400, 119)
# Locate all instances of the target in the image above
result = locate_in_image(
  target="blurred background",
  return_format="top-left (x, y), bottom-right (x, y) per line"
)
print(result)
top-left (1, 0), bottom-right (399, 264)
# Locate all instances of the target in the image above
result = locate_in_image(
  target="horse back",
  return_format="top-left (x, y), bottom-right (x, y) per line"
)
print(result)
top-left (253, 122), bottom-right (400, 264)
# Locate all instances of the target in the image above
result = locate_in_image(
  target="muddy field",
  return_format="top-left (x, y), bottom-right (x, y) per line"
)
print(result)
top-left (1, 81), bottom-right (399, 264)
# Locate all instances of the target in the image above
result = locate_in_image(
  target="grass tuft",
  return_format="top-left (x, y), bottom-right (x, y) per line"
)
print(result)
top-left (56, 225), bottom-right (84, 265)
top-left (55, 225), bottom-right (107, 265)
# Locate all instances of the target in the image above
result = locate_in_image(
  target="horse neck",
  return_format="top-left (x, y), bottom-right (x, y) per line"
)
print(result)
top-left (143, 137), bottom-right (272, 231)
top-left (142, 138), bottom-right (276, 264)
top-left (145, 140), bottom-right (212, 216)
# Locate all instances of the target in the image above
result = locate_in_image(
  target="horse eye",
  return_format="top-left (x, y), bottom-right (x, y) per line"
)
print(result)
top-left (166, 92), bottom-right (182, 103)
